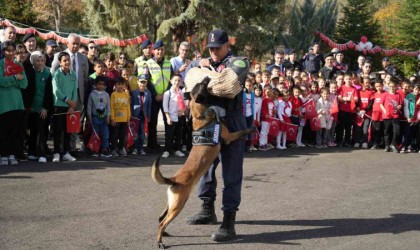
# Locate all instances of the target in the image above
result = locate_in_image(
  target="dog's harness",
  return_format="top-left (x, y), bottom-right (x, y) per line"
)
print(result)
top-left (192, 108), bottom-right (221, 146)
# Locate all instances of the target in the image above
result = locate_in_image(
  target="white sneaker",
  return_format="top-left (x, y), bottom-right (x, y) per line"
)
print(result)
top-left (249, 146), bottom-right (257, 151)
top-left (267, 144), bottom-right (274, 149)
top-left (1, 157), bottom-right (8, 166)
top-left (132, 149), bottom-right (138, 155)
top-left (181, 145), bottom-right (187, 152)
top-left (52, 153), bottom-right (60, 162)
top-left (119, 148), bottom-right (127, 156)
top-left (354, 143), bottom-right (360, 148)
top-left (8, 155), bottom-right (18, 165)
top-left (297, 143), bottom-right (306, 147)
top-left (361, 143), bottom-right (368, 149)
top-left (63, 152), bottom-right (76, 162)
top-left (38, 157), bottom-right (47, 163)
top-left (174, 150), bottom-right (185, 157)
top-left (162, 151), bottom-right (170, 158)
top-left (140, 149), bottom-right (146, 155)
top-left (28, 155), bottom-right (38, 161)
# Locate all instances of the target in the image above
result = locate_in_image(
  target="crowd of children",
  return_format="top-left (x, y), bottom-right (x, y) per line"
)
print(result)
top-left (1, 32), bottom-right (420, 166)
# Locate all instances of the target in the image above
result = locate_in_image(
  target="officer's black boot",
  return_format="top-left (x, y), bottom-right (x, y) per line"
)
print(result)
top-left (186, 200), bottom-right (217, 225)
top-left (211, 211), bottom-right (236, 242)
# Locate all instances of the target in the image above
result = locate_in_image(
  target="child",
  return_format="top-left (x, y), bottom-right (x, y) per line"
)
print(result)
top-left (336, 72), bottom-right (359, 147)
top-left (251, 85), bottom-right (263, 150)
top-left (104, 52), bottom-right (118, 93)
top-left (162, 75), bottom-right (186, 158)
top-left (255, 71), bottom-right (263, 86)
top-left (316, 88), bottom-right (331, 148)
top-left (354, 77), bottom-right (374, 149)
top-left (52, 52), bottom-right (77, 162)
top-left (327, 81), bottom-right (338, 147)
top-left (402, 84), bottom-right (420, 153)
top-left (259, 89), bottom-right (277, 151)
top-left (290, 86), bottom-right (304, 147)
top-left (277, 90), bottom-right (292, 149)
top-left (371, 79), bottom-right (385, 149)
top-left (87, 76), bottom-right (112, 157)
top-left (318, 77), bottom-right (326, 90)
top-left (28, 51), bottom-right (53, 163)
top-left (110, 77), bottom-right (131, 156)
top-left (130, 75), bottom-right (152, 155)
top-left (309, 81), bottom-right (320, 102)
top-left (243, 79), bottom-right (255, 152)
top-left (380, 80), bottom-right (403, 153)
top-left (400, 84), bottom-right (420, 153)
top-left (260, 70), bottom-right (271, 87)
top-left (299, 85), bottom-right (310, 147)
top-left (293, 76), bottom-right (302, 87)
top-left (398, 80), bottom-right (411, 150)
top-left (122, 60), bottom-right (138, 92)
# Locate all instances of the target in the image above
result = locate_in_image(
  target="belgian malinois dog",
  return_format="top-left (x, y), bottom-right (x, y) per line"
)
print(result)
top-left (151, 77), bottom-right (255, 249)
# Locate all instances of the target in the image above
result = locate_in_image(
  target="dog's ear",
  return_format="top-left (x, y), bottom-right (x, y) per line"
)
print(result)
top-left (201, 76), bottom-right (211, 86)
top-left (183, 92), bottom-right (191, 101)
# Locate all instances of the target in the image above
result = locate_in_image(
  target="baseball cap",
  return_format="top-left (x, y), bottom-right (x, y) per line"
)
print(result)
top-left (21, 33), bottom-right (35, 43)
top-left (382, 57), bottom-right (390, 62)
top-left (137, 74), bottom-right (147, 82)
top-left (141, 39), bottom-right (152, 50)
top-left (46, 40), bottom-right (58, 47)
top-left (287, 49), bottom-right (296, 55)
top-left (153, 40), bottom-right (164, 49)
top-left (206, 29), bottom-right (228, 48)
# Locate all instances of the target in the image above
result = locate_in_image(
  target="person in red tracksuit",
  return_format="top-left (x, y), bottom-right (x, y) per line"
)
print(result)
top-left (371, 79), bottom-right (386, 150)
top-left (380, 80), bottom-right (403, 153)
top-left (354, 77), bottom-right (374, 149)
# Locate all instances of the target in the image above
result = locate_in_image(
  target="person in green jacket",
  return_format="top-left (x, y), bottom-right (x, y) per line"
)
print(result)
top-left (51, 52), bottom-right (78, 163)
top-left (0, 41), bottom-right (28, 166)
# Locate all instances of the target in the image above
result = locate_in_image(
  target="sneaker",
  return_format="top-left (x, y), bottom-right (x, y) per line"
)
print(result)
top-left (1, 157), bottom-right (9, 166)
top-left (91, 152), bottom-right (98, 157)
top-left (8, 155), bottom-right (18, 165)
top-left (249, 146), bottom-right (257, 151)
top-left (384, 146), bottom-right (390, 152)
top-left (52, 153), bottom-right (60, 162)
top-left (118, 148), bottom-right (127, 156)
top-left (100, 149), bottom-right (112, 158)
top-left (111, 150), bottom-right (119, 157)
top-left (132, 149), bottom-right (138, 155)
top-left (327, 142), bottom-right (334, 147)
top-left (140, 149), bottom-right (146, 155)
top-left (162, 151), bottom-right (170, 158)
top-left (63, 152), bottom-right (76, 162)
top-left (400, 147), bottom-right (406, 154)
top-left (361, 143), bottom-right (368, 149)
top-left (28, 155), bottom-right (38, 161)
top-left (316, 145), bottom-right (324, 149)
top-left (390, 145), bottom-right (399, 153)
top-left (297, 142), bottom-right (306, 147)
top-left (267, 144), bottom-right (274, 149)
top-left (407, 146), bottom-right (412, 153)
top-left (353, 143), bottom-right (360, 148)
top-left (174, 150), bottom-right (185, 157)
top-left (38, 157), bottom-right (47, 163)
top-left (371, 144), bottom-right (378, 150)
top-left (259, 145), bottom-right (268, 151)
top-left (181, 145), bottom-right (187, 152)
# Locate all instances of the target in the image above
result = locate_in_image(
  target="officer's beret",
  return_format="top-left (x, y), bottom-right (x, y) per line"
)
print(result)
top-left (141, 39), bottom-right (152, 50)
top-left (154, 40), bottom-right (164, 49)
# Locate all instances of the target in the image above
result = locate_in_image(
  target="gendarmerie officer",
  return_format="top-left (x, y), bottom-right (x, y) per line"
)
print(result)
top-left (185, 29), bottom-right (249, 242)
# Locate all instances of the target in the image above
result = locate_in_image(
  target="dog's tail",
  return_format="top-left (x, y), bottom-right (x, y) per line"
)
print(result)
top-left (151, 157), bottom-right (175, 185)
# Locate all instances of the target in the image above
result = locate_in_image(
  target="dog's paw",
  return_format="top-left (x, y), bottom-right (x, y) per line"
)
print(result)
top-left (158, 242), bottom-right (166, 249)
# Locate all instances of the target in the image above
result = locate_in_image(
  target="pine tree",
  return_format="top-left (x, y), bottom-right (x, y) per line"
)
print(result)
top-left (281, 0), bottom-right (338, 56)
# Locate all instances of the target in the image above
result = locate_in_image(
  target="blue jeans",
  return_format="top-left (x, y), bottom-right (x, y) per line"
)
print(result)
top-left (92, 116), bottom-right (109, 149)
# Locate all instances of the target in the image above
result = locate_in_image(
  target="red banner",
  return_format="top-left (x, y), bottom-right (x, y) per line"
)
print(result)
top-left (303, 100), bottom-right (318, 120)
top-left (310, 116), bottom-right (322, 131)
top-left (285, 123), bottom-right (298, 142)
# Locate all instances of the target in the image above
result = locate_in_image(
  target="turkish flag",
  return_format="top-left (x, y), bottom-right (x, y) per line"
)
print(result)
top-left (251, 128), bottom-right (259, 145)
top-left (330, 98), bottom-right (339, 115)
top-left (285, 123), bottom-right (298, 142)
top-left (304, 100), bottom-right (318, 120)
top-left (355, 113), bottom-right (364, 127)
top-left (126, 126), bottom-right (134, 149)
top-left (66, 112), bottom-right (81, 133)
top-left (87, 130), bottom-right (101, 153)
top-left (144, 117), bottom-right (149, 135)
top-left (4, 59), bottom-right (24, 76)
top-left (129, 117), bottom-right (139, 140)
top-left (268, 118), bottom-right (280, 137)
top-left (310, 116), bottom-right (322, 131)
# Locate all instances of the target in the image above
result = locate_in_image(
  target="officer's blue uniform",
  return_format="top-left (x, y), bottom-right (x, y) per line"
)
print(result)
top-left (188, 52), bottom-right (247, 212)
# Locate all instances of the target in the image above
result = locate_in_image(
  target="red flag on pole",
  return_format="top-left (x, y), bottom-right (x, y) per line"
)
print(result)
top-left (268, 117), bottom-right (280, 137)
top-left (285, 123), bottom-right (298, 142)
top-left (303, 100), bottom-right (318, 120)
top-left (66, 112), bottom-right (81, 133)
top-left (310, 116), bottom-right (322, 131)
top-left (129, 117), bottom-right (139, 140)
top-left (87, 127), bottom-right (101, 153)
top-left (126, 126), bottom-right (134, 149)
top-left (355, 113), bottom-right (364, 127)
